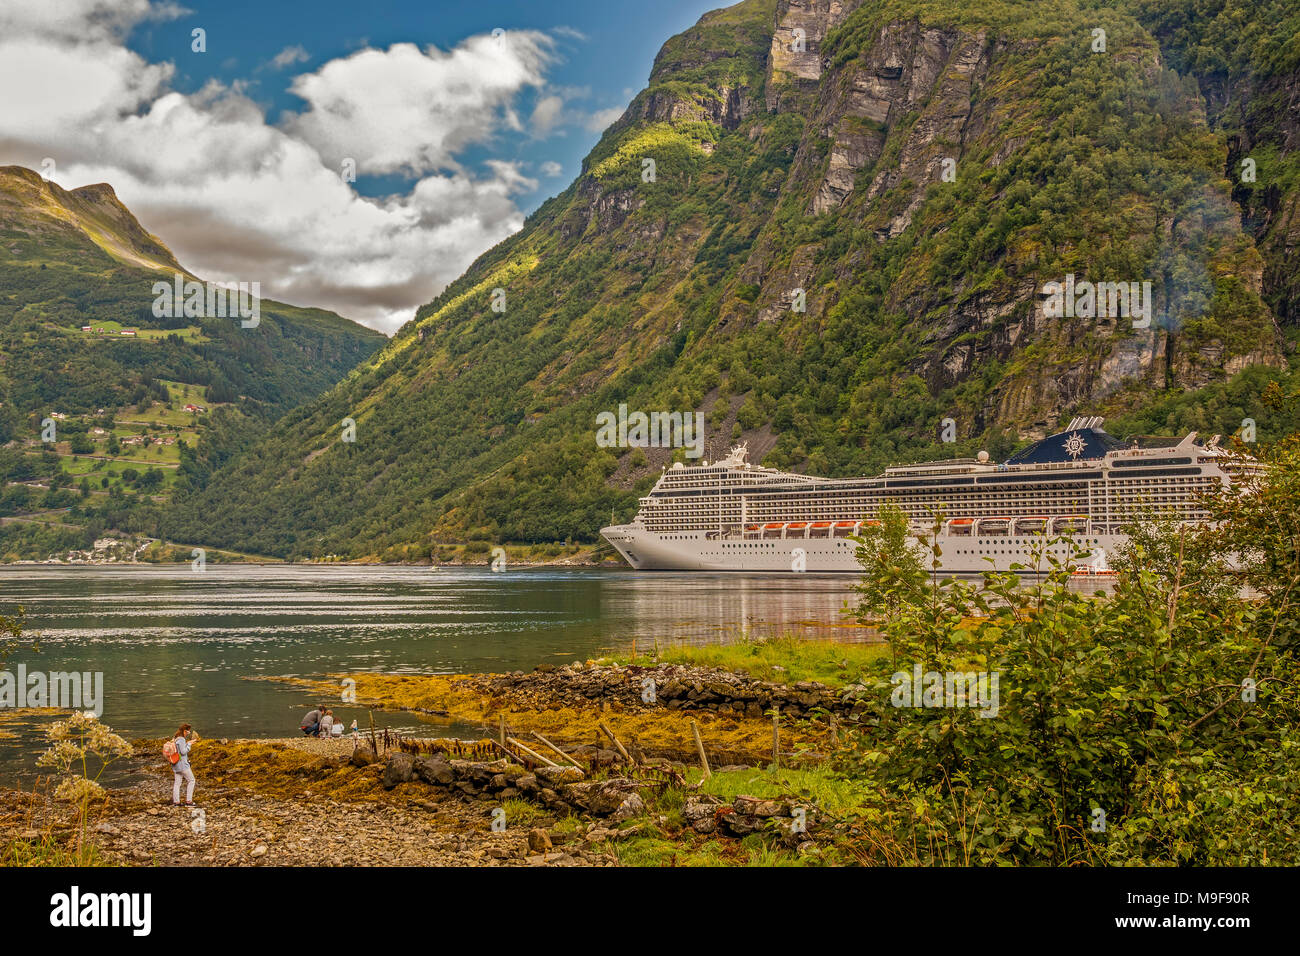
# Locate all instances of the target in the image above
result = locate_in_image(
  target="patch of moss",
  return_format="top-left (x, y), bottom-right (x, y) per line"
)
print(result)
top-left (261, 670), bottom-right (830, 765)
top-left (622, 635), bottom-right (889, 688)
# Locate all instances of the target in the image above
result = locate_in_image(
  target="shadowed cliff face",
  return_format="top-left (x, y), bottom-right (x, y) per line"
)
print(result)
top-left (163, 0), bottom-right (1294, 559)
top-left (1119, 0), bottom-right (1300, 332)
top-left (1223, 60), bottom-right (1300, 329)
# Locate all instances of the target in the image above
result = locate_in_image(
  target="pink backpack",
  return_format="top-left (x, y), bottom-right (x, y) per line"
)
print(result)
top-left (162, 739), bottom-right (179, 765)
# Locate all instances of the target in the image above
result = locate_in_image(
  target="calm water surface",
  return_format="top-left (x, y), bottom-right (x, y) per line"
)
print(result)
top-left (0, 565), bottom-right (1114, 782)
top-left (0, 565), bottom-right (873, 779)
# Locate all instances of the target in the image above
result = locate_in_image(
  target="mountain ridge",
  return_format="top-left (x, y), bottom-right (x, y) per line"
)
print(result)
top-left (0, 164), bottom-right (385, 560)
top-left (160, 0), bottom-right (1297, 561)
top-left (0, 165), bottom-right (184, 275)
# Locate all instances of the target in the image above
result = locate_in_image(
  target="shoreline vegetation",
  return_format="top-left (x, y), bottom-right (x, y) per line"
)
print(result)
top-left (2, 438), bottom-right (1299, 866)
top-left (2, 641), bottom-right (890, 867)
top-left (1, 540), bottom-right (621, 567)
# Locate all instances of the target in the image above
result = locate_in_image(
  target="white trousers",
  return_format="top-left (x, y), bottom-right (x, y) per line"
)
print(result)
top-left (172, 766), bottom-right (195, 804)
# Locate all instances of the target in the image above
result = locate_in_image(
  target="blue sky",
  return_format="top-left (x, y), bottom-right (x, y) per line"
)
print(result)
top-left (0, 0), bottom-right (736, 330)
top-left (124, 0), bottom-right (726, 213)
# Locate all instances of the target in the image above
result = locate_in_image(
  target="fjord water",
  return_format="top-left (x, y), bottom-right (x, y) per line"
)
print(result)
top-left (0, 565), bottom-right (869, 778)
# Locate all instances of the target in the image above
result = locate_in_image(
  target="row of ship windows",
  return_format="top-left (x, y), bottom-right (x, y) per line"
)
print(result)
top-left (954, 543), bottom-right (1097, 554)
top-left (651, 496), bottom-right (1206, 509)
top-left (656, 477), bottom-right (1207, 494)
top-left (715, 541), bottom-right (855, 548)
top-left (648, 508), bottom-right (1202, 524)
top-left (649, 492), bottom-right (1210, 511)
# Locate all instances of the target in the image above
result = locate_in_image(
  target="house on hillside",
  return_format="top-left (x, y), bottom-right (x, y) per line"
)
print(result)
top-left (120, 329), bottom-right (137, 337)
top-left (183, 404), bottom-right (207, 414)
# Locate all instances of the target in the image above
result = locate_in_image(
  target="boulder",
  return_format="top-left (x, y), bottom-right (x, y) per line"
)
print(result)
top-left (565, 779), bottom-right (645, 817)
top-left (535, 765), bottom-right (584, 787)
top-left (732, 795), bottom-right (783, 817)
top-left (413, 754), bottom-right (455, 786)
top-left (538, 788), bottom-right (568, 811)
top-left (610, 792), bottom-right (645, 823)
top-left (350, 744), bottom-right (379, 767)
top-left (683, 795), bottom-right (724, 834)
top-left (569, 745), bottom-right (620, 764)
top-left (527, 828), bottom-right (553, 853)
top-left (380, 752), bottom-right (416, 789)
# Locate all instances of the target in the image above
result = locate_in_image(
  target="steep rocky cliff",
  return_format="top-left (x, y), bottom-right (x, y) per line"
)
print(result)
top-left (164, 0), bottom-right (1295, 559)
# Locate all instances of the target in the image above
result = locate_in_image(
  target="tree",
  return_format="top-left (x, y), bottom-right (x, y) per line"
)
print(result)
top-left (838, 449), bottom-right (1300, 864)
top-left (1, 605), bottom-right (35, 664)
top-left (852, 502), bottom-right (932, 631)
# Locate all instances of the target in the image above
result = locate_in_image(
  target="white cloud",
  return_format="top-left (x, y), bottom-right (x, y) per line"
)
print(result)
top-left (0, 0), bottom-right (187, 43)
top-left (268, 44), bottom-right (309, 70)
top-left (540, 160), bottom-right (563, 177)
top-left (530, 95), bottom-right (564, 137)
top-left (0, 5), bottom-right (574, 333)
top-left (550, 26), bottom-right (587, 42)
top-left (584, 106), bottom-right (625, 133)
top-left (285, 31), bottom-right (555, 177)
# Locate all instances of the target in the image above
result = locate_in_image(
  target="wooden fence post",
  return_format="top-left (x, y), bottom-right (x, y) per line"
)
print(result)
top-left (691, 720), bottom-right (711, 779)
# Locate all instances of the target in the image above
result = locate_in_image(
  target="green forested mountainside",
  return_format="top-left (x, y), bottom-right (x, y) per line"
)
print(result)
top-left (1118, 0), bottom-right (1300, 328)
top-left (162, 0), bottom-right (1298, 561)
top-left (0, 165), bottom-right (384, 559)
top-left (0, 166), bottom-right (383, 418)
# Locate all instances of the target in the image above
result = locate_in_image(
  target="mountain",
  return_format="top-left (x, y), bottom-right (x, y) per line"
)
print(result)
top-left (0, 165), bottom-right (384, 415)
top-left (0, 164), bottom-right (385, 559)
top-left (163, 0), bottom-right (1298, 562)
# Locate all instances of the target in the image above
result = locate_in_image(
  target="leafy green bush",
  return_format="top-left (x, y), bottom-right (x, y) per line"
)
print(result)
top-left (836, 438), bottom-right (1300, 864)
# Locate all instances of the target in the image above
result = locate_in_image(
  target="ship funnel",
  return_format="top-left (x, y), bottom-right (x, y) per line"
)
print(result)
top-left (1065, 416), bottom-right (1106, 431)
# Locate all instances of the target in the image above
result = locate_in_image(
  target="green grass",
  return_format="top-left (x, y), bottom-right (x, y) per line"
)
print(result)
top-left (610, 827), bottom-right (736, 866)
top-left (1, 834), bottom-right (114, 867)
top-left (500, 797), bottom-right (545, 828)
top-left (622, 634), bottom-right (888, 688)
top-left (55, 319), bottom-right (205, 342)
top-left (608, 761), bottom-right (872, 866)
top-left (693, 765), bottom-right (870, 817)
top-left (121, 405), bottom-right (209, 428)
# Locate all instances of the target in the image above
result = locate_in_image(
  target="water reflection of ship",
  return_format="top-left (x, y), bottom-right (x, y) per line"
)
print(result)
top-left (624, 576), bottom-right (874, 645)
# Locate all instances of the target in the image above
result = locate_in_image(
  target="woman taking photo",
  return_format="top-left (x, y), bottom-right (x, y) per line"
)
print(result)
top-left (170, 723), bottom-right (197, 806)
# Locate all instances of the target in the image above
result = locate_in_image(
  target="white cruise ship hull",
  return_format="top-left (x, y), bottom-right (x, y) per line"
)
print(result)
top-left (600, 419), bottom-right (1257, 575)
top-left (600, 524), bottom-right (1124, 574)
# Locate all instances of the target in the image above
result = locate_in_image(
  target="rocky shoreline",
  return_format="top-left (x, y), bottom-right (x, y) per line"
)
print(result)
top-left (482, 659), bottom-right (872, 721)
top-left (3, 658), bottom-right (859, 866)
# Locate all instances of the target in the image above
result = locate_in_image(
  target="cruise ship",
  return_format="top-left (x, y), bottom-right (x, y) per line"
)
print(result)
top-left (600, 417), bottom-right (1257, 573)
